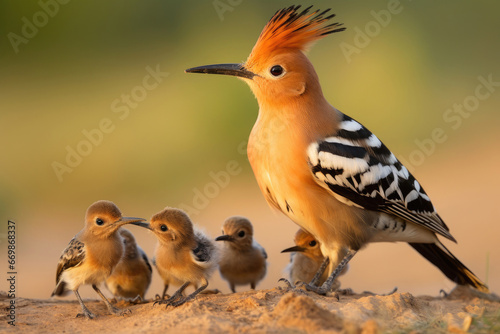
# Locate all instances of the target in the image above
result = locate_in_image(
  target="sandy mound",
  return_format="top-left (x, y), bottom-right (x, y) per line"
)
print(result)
top-left (1, 286), bottom-right (499, 333)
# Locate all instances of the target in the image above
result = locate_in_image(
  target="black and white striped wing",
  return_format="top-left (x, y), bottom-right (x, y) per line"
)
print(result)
top-left (307, 114), bottom-right (455, 242)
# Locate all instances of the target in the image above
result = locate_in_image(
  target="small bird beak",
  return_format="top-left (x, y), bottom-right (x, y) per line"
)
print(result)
top-left (114, 217), bottom-right (147, 227)
top-left (215, 235), bottom-right (234, 242)
top-left (128, 221), bottom-right (151, 230)
top-left (281, 245), bottom-right (306, 253)
top-left (185, 63), bottom-right (256, 80)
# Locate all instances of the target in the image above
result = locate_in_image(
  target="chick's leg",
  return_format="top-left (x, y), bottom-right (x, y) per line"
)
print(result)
top-left (92, 284), bottom-right (131, 316)
top-left (74, 289), bottom-right (96, 319)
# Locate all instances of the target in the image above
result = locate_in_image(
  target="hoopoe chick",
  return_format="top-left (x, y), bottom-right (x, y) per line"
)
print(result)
top-left (282, 229), bottom-right (347, 291)
top-left (145, 208), bottom-right (218, 307)
top-left (105, 228), bottom-right (152, 302)
top-left (215, 216), bottom-right (267, 293)
top-left (152, 255), bottom-right (196, 300)
top-left (51, 200), bottom-right (146, 319)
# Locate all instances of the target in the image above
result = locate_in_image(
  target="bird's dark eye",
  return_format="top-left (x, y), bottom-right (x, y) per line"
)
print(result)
top-left (160, 224), bottom-right (168, 232)
top-left (270, 65), bottom-right (284, 77)
top-left (309, 240), bottom-right (317, 247)
top-left (238, 230), bottom-right (245, 238)
top-left (95, 218), bottom-right (104, 226)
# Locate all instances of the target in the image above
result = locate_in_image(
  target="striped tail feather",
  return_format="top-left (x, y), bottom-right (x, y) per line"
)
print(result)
top-left (409, 242), bottom-right (489, 293)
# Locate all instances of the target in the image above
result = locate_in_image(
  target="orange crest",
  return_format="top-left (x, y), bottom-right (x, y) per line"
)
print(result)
top-left (246, 5), bottom-right (345, 67)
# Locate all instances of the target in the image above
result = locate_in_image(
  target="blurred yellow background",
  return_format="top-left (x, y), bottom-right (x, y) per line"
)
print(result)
top-left (1, 1), bottom-right (499, 299)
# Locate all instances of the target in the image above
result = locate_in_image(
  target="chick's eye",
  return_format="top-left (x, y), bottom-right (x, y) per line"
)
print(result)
top-left (309, 240), bottom-right (317, 247)
top-left (160, 224), bottom-right (168, 232)
top-left (95, 218), bottom-right (104, 226)
top-left (270, 65), bottom-right (284, 77)
top-left (238, 230), bottom-right (245, 238)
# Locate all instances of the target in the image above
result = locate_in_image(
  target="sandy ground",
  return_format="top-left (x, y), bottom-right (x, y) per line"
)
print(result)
top-left (1, 286), bottom-right (499, 333)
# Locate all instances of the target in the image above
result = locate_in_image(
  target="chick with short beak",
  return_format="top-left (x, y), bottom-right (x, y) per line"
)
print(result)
top-left (215, 216), bottom-right (267, 293)
top-left (105, 228), bottom-right (152, 302)
top-left (52, 200), bottom-right (146, 319)
top-left (138, 207), bottom-right (218, 307)
top-left (281, 229), bottom-right (348, 291)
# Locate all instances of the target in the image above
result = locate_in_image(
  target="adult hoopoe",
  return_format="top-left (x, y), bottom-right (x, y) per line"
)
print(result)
top-left (186, 5), bottom-right (488, 294)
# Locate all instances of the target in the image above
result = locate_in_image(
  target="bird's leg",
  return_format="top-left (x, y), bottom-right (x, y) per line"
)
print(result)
top-left (169, 277), bottom-right (208, 307)
top-left (230, 283), bottom-right (236, 293)
top-left (305, 250), bottom-right (357, 296)
top-left (92, 284), bottom-right (130, 316)
top-left (309, 257), bottom-right (330, 287)
top-left (74, 289), bottom-right (96, 319)
top-left (156, 282), bottom-right (190, 306)
top-left (280, 257), bottom-right (331, 290)
top-left (163, 284), bottom-right (169, 299)
top-left (155, 284), bottom-right (169, 301)
top-left (130, 295), bottom-right (143, 304)
top-left (161, 284), bottom-right (169, 300)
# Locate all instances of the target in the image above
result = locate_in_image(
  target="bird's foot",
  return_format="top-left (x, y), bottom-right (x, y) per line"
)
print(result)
top-left (278, 278), bottom-right (295, 289)
top-left (279, 279), bottom-right (335, 296)
top-left (440, 289), bottom-right (449, 298)
top-left (153, 299), bottom-right (165, 306)
top-left (154, 295), bottom-right (186, 308)
top-left (283, 280), bottom-right (312, 291)
top-left (107, 305), bottom-right (131, 317)
top-left (154, 294), bottom-right (178, 307)
top-left (76, 309), bottom-right (96, 320)
top-left (362, 286), bottom-right (398, 296)
top-left (168, 297), bottom-right (189, 307)
top-left (129, 295), bottom-right (143, 304)
top-left (154, 293), bottom-right (170, 302)
top-left (303, 283), bottom-right (332, 296)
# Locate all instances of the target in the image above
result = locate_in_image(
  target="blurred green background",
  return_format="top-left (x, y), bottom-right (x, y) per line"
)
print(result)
top-left (1, 1), bottom-right (499, 298)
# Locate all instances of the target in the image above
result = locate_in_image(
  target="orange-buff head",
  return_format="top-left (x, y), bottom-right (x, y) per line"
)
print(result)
top-left (186, 5), bottom-right (345, 109)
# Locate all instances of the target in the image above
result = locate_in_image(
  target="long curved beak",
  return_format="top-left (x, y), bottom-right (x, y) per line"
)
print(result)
top-left (281, 245), bottom-right (306, 253)
top-left (215, 235), bottom-right (234, 242)
top-left (185, 63), bottom-right (256, 80)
